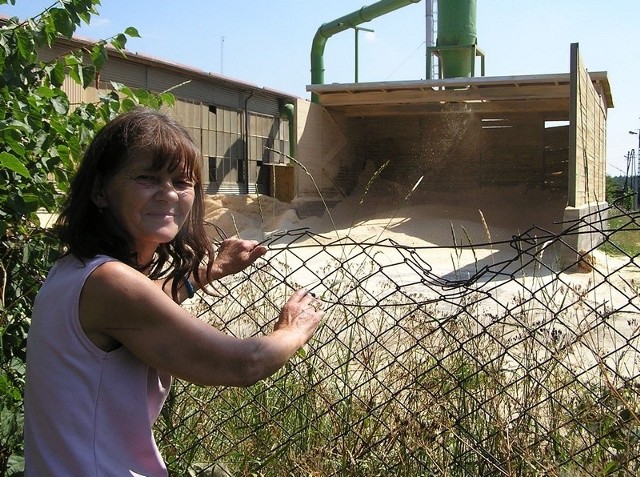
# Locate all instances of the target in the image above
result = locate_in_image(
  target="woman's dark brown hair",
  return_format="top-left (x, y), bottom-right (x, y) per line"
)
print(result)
top-left (56, 107), bottom-right (215, 300)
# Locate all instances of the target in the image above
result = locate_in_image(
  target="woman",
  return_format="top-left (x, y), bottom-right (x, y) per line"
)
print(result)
top-left (24, 107), bottom-right (323, 476)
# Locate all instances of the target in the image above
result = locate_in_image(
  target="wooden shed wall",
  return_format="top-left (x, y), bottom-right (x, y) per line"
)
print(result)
top-left (543, 125), bottom-right (570, 190)
top-left (343, 112), bottom-right (563, 194)
top-left (569, 44), bottom-right (607, 207)
top-left (482, 114), bottom-right (548, 188)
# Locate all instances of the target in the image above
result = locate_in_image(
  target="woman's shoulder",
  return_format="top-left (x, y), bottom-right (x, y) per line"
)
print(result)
top-left (84, 258), bottom-right (169, 308)
top-left (41, 254), bottom-right (118, 288)
top-left (80, 258), bottom-right (169, 339)
top-left (56, 253), bottom-right (118, 271)
top-left (86, 258), bottom-right (146, 290)
top-left (80, 254), bottom-right (182, 351)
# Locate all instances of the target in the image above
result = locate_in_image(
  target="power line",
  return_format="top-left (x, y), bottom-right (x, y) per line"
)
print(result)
top-left (385, 41), bottom-right (426, 80)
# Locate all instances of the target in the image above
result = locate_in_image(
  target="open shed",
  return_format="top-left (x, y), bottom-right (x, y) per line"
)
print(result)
top-left (297, 43), bottom-right (613, 258)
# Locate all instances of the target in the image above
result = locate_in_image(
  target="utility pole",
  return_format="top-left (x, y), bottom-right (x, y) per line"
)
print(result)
top-left (220, 36), bottom-right (225, 75)
top-left (630, 129), bottom-right (639, 209)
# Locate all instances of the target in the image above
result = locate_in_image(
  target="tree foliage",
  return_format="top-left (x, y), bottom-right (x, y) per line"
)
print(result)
top-left (0, 1), bottom-right (174, 473)
top-left (606, 175), bottom-right (634, 210)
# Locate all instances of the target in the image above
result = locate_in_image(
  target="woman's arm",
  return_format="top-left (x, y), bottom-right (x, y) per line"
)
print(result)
top-left (156, 237), bottom-right (268, 302)
top-left (80, 260), bottom-right (322, 387)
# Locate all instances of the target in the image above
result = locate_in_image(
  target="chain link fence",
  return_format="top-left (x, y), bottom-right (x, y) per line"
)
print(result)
top-left (155, 202), bottom-right (639, 476)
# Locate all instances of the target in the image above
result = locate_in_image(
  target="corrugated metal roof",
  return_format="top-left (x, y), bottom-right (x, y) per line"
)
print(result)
top-left (52, 36), bottom-right (300, 102)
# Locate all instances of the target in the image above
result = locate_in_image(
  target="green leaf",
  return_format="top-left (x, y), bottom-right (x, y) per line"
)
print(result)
top-left (65, 59), bottom-right (84, 85)
top-left (160, 92), bottom-right (176, 107)
top-left (110, 33), bottom-right (127, 53)
top-left (90, 43), bottom-right (108, 71)
top-left (0, 152), bottom-right (31, 178)
top-left (602, 461), bottom-right (620, 475)
top-left (49, 117), bottom-right (70, 137)
top-left (65, 52), bottom-right (83, 67)
top-left (43, 14), bottom-right (59, 47)
top-left (0, 374), bottom-right (21, 401)
top-left (133, 88), bottom-right (150, 102)
top-left (124, 26), bottom-right (140, 38)
top-left (81, 64), bottom-right (96, 87)
top-left (49, 8), bottom-right (75, 39)
top-left (48, 59), bottom-right (66, 87)
top-left (35, 85), bottom-right (56, 98)
top-left (2, 128), bottom-right (26, 156)
top-left (52, 144), bottom-right (73, 169)
top-left (0, 46), bottom-right (6, 74)
top-left (5, 454), bottom-right (25, 476)
top-left (15, 28), bottom-right (33, 59)
top-left (68, 66), bottom-right (81, 85)
top-left (51, 96), bottom-right (69, 115)
top-left (121, 97), bottom-right (137, 111)
top-left (117, 84), bottom-right (134, 98)
top-left (20, 193), bottom-right (41, 213)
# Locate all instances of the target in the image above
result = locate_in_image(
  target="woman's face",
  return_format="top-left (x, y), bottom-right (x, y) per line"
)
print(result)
top-left (94, 153), bottom-right (196, 263)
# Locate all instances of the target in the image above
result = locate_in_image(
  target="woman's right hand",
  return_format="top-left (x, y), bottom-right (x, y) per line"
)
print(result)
top-left (274, 289), bottom-right (324, 344)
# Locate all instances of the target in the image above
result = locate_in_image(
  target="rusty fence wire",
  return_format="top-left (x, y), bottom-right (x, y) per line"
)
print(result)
top-left (157, 202), bottom-right (639, 476)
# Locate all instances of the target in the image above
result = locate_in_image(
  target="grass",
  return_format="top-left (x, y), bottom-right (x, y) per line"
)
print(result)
top-left (601, 214), bottom-right (640, 257)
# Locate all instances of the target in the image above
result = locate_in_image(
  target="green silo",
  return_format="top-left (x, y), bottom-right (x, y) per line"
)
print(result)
top-left (437, 0), bottom-right (477, 78)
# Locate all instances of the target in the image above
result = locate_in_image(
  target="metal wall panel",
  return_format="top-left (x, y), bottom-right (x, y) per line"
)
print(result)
top-left (100, 58), bottom-right (148, 89)
top-left (206, 182), bottom-right (260, 195)
top-left (213, 88), bottom-right (244, 110)
top-left (247, 94), bottom-right (281, 116)
top-left (174, 101), bottom-right (202, 128)
top-left (145, 69), bottom-right (247, 109)
top-left (207, 183), bottom-right (241, 194)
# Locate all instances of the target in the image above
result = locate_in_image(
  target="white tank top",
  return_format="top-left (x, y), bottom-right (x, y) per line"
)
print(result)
top-left (25, 254), bottom-right (172, 477)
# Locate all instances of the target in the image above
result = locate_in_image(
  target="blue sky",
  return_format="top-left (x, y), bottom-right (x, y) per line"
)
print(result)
top-left (3, 0), bottom-right (639, 176)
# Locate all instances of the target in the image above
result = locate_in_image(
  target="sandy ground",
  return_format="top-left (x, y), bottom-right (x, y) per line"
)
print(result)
top-left (203, 163), bottom-right (639, 377)
top-left (204, 161), bottom-right (607, 280)
top-left (203, 161), bottom-right (636, 289)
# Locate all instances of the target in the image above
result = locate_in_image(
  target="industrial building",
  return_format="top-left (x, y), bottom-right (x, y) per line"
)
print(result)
top-left (40, 37), bottom-right (297, 198)
top-left (298, 0), bottom-right (612, 258)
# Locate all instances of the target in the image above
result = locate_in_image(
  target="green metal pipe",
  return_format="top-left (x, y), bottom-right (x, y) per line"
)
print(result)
top-left (437, 0), bottom-right (477, 78)
top-left (280, 103), bottom-right (295, 158)
top-left (310, 0), bottom-right (422, 102)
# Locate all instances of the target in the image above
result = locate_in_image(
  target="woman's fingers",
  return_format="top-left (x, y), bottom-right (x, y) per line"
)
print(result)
top-left (277, 289), bottom-right (324, 340)
top-left (290, 289), bottom-right (322, 310)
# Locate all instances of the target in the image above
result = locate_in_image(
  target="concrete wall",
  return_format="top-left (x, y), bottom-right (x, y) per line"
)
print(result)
top-left (296, 99), bottom-right (351, 200)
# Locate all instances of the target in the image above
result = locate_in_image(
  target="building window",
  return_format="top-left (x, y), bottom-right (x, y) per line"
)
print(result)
top-left (248, 112), bottom-right (289, 165)
top-left (208, 157), bottom-right (217, 182)
top-left (214, 108), bottom-right (243, 183)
